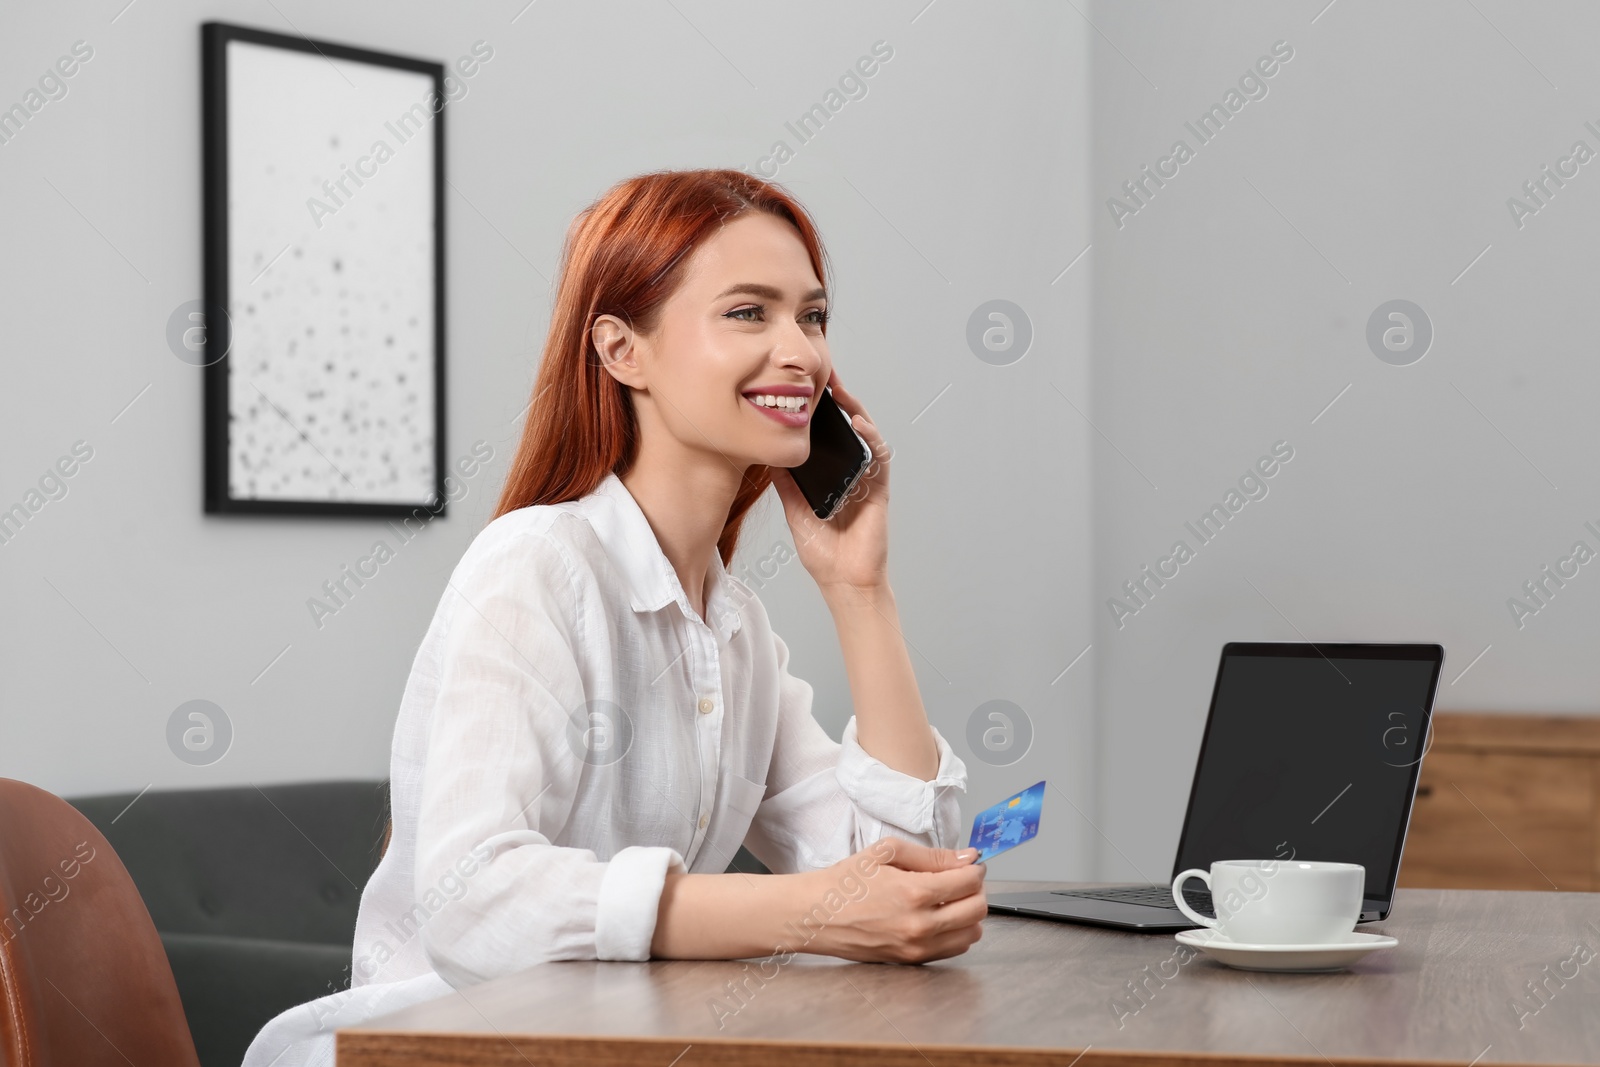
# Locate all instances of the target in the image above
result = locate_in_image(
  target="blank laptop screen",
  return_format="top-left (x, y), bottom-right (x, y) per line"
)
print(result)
top-left (1172, 647), bottom-right (1442, 901)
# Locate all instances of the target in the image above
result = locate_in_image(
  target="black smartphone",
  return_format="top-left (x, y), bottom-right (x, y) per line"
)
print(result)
top-left (787, 386), bottom-right (872, 520)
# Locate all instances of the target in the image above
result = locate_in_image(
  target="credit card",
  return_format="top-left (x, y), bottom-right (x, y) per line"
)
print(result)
top-left (967, 780), bottom-right (1045, 862)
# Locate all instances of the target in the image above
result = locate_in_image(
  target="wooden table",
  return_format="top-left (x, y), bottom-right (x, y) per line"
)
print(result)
top-left (338, 881), bottom-right (1600, 1066)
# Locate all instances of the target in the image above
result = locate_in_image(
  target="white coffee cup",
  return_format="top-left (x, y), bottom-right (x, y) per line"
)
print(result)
top-left (1171, 859), bottom-right (1364, 944)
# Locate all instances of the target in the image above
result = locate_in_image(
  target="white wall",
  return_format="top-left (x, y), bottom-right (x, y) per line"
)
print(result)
top-left (0, 2), bottom-right (1094, 879)
top-left (1090, 0), bottom-right (1600, 881)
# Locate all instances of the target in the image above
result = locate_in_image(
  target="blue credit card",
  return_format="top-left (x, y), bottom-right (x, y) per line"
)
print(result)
top-left (968, 780), bottom-right (1045, 862)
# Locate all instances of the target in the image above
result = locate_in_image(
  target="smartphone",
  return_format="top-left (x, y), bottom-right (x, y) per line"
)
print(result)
top-left (787, 386), bottom-right (872, 520)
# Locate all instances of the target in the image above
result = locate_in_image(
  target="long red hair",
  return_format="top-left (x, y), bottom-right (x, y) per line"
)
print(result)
top-left (490, 167), bottom-right (833, 566)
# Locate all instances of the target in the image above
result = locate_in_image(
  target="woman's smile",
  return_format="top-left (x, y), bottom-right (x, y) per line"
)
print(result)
top-left (741, 384), bottom-right (813, 428)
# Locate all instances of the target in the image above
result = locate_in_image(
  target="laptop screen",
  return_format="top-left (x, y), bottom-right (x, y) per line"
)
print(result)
top-left (1171, 643), bottom-right (1444, 902)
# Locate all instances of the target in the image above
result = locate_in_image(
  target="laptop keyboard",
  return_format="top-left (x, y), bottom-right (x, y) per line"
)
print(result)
top-left (1050, 884), bottom-right (1213, 914)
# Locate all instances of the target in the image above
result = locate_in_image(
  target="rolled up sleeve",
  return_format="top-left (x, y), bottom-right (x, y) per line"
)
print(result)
top-left (414, 527), bottom-right (685, 987)
top-left (835, 713), bottom-right (967, 840)
top-left (594, 845), bottom-right (682, 960)
top-left (742, 630), bottom-right (969, 874)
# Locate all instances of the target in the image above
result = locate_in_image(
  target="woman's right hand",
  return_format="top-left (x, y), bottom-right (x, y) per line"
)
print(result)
top-left (797, 837), bottom-right (988, 964)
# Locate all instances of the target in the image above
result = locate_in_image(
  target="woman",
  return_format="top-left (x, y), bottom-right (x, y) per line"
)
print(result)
top-left (243, 168), bottom-right (985, 1067)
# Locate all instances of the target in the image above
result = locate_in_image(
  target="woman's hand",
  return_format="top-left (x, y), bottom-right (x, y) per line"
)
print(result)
top-left (795, 837), bottom-right (987, 964)
top-left (769, 369), bottom-right (893, 598)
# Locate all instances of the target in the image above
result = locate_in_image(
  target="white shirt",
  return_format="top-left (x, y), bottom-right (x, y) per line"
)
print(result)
top-left (243, 471), bottom-right (968, 1067)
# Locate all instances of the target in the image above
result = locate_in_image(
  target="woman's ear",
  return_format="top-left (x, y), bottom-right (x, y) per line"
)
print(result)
top-left (592, 314), bottom-right (646, 389)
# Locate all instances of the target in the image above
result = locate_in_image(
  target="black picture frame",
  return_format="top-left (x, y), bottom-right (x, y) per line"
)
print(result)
top-left (201, 21), bottom-right (447, 518)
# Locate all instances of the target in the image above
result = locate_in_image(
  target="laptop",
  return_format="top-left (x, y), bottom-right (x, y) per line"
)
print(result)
top-left (988, 641), bottom-right (1446, 931)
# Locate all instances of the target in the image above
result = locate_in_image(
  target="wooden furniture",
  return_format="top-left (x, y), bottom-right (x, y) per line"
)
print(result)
top-left (1398, 712), bottom-right (1600, 892)
top-left (337, 880), bottom-right (1600, 1066)
top-left (0, 778), bottom-right (202, 1067)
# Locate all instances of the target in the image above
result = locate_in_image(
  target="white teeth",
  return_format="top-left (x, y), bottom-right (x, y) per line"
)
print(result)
top-left (747, 393), bottom-right (806, 412)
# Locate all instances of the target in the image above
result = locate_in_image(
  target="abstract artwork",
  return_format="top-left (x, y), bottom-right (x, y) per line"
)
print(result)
top-left (201, 22), bottom-right (446, 517)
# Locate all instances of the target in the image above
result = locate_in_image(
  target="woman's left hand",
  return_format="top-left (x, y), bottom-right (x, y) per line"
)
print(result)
top-left (770, 369), bottom-right (893, 599)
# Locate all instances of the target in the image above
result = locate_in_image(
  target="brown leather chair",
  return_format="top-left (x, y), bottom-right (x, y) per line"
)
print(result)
top-left (0, 777), bottom-right (201, 1067)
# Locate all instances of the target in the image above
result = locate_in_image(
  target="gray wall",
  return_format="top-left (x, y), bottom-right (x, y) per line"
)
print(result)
top-left (1090, 0), bottom-right (1600, 881)
top-left (1, 2), bottom-right (1093, 879)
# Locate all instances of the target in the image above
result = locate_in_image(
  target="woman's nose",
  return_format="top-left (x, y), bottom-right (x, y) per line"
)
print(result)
top-left (773, 329), bottom-right (823, 374)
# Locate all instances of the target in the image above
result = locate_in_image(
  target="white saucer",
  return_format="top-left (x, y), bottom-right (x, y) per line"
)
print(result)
top-left (1175, 928), bottom-right (1398, 972)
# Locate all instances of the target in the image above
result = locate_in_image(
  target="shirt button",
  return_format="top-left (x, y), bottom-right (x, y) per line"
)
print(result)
top-left (698, 813), bottom-right (709, 829)
top-left (698, 698), bottom-right (714, 715)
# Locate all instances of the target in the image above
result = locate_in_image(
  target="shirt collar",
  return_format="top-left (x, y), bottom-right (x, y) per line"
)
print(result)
top-left (586, 472), bottom-right (744, 642)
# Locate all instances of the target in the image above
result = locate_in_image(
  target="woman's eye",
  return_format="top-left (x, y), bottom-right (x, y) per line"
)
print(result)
top-left (725, 305), bottom-right (828, 326)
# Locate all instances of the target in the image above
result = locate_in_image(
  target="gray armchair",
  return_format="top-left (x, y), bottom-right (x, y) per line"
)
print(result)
top-left (68, 780), bottom-right (391, 1067)
top-left (67, 779), bottom-right (771, 1067)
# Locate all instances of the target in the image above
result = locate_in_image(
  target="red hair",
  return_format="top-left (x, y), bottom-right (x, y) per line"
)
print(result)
top-left (490, 168), bottom-right (833, 566)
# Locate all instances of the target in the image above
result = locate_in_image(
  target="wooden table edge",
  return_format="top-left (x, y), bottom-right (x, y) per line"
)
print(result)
top-left (334, 1028), bottom-right (1583, 1067)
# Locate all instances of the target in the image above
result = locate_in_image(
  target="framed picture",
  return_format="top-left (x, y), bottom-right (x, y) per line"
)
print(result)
top-left (201, 21), bottom-right (447, 517)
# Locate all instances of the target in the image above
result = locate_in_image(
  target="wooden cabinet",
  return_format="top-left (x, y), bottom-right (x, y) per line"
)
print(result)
top-left (1397, 712), bottom-right (1600, 891)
